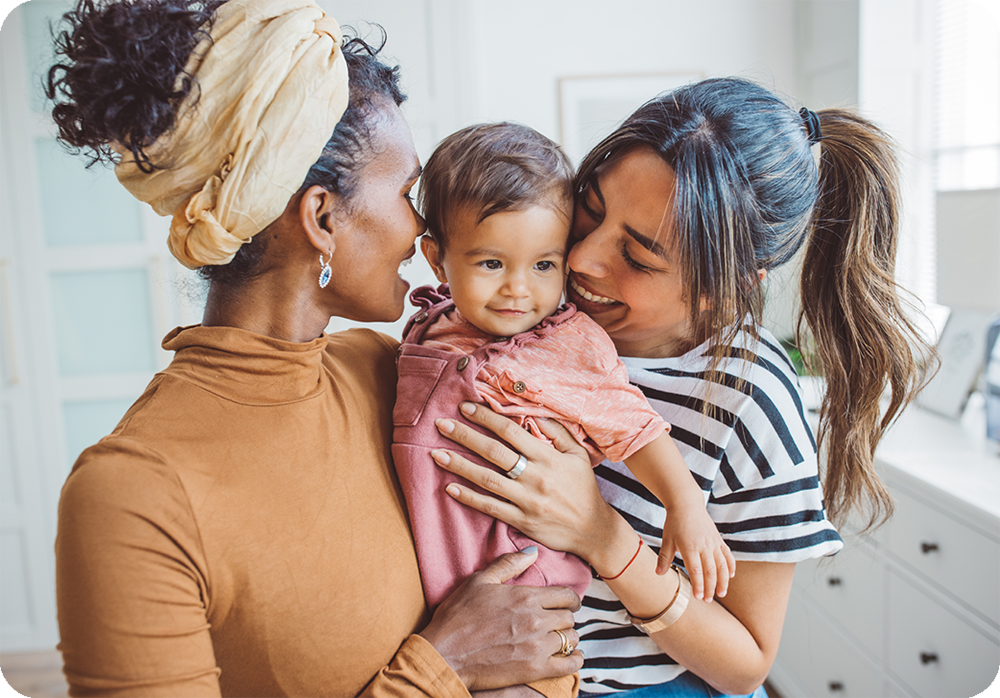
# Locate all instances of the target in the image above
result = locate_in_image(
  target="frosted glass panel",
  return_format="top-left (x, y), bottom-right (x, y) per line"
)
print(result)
top-left (35, 138), bottom-right (144, 246)
top-left (50, 269), bottom-right (156, 376)
top-left (20, 0), bottom-right (72, 115)
top-left (63, 398), bottom-right (134, 467)
top-left (0, 531), bottom-right (32, 629)
top-left (1, 404), bottom-right (21, 507)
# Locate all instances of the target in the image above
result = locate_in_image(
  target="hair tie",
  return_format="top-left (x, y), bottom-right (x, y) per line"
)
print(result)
top-left (799, 107), bottom-right (823, 145)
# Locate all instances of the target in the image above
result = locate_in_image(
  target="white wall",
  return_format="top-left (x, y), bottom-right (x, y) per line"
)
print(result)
top-left (463, 1), bottom-right (800, 141)
top-left (763, 0), bottom-right (860, 342)
top-left (321, 0), bottom-right (809, 338)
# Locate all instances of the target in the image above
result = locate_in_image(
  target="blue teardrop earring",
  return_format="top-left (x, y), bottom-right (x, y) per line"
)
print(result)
top-left (318, 252), bottom-right (332, 289)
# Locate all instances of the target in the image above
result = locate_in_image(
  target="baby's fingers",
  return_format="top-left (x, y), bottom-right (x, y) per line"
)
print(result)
top-left (681, 549), bottom-right (705, 601)
top-left (714, 546), bottom-right (733, 598)
top-left (699, 548), bottom-right (718, 602)
top-left (656, 541), bottom-right (676, 576)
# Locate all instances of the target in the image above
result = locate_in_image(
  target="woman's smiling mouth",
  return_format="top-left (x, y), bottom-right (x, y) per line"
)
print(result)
top-left (569, 277), bottom-right (617, 305)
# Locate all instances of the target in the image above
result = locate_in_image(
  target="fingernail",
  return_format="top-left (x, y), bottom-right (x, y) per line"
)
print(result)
top-left (520, 546), bottom-right (538, 555)
top-left (430, 449), bottom-right (450, 464)
top-left (445, 484), bottom-right (460, 497)
top-left (459, 402), bottom-right (475, 416)
top-left (435, 418), bottom-right (454, 434)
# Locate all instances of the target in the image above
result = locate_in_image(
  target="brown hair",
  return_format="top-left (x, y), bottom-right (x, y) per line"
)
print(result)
top-left (419, 122), bottom-right (574, 244)
top-left (576, 78), bottom-right (937, 530)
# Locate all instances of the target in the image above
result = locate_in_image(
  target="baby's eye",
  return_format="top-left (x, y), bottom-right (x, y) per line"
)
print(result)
top-left (480, 259), bottom-right (502, 270)
top-left (535, 261), bottom-right (556, 271)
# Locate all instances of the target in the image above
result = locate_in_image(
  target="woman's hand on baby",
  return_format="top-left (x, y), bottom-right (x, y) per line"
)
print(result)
top-left (658, 504), bottom-right (736, 602)
top-left (418, 548), bottom-right (583, 691)
top-left (431, 402), bottom-right (618, 560)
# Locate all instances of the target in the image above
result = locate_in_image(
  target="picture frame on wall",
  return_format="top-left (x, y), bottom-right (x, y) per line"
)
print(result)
top-left (557, 72), bottom-right (702, 166)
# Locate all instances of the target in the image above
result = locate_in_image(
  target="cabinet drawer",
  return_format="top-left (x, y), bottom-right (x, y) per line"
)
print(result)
top-left (888, 488), bottom-right (1000, 626)
top-left (797, 543), bottom-right (884, 657)
top-left (887, 571), bottom-right (999, 697)
top-left (777, 592), bottom-right (885, 698)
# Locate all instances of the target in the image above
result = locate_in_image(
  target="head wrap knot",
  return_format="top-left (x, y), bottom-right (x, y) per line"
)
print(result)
top-left (114, 0), bottom-right (350, 269)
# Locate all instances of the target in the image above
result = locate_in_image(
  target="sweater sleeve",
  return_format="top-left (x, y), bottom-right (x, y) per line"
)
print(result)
top-left (359, 635), bottom-right (469, 697)
top-left (56, 440), bottom-right (221, 697)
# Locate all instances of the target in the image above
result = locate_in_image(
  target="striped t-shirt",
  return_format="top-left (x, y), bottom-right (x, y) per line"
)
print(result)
top-left (576, 322), bottom-right (843, 694)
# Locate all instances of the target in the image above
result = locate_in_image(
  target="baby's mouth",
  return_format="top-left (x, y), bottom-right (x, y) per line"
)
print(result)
top-left (570, 278), bottom-right (617, 305)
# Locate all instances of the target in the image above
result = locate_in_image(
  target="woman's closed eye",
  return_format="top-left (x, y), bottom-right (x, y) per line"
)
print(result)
top-left (621, 241), bottom-right (654, 273)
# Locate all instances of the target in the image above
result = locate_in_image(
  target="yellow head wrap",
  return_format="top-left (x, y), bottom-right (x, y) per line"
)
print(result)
top-left (114, 0), bottom-right (349, 269)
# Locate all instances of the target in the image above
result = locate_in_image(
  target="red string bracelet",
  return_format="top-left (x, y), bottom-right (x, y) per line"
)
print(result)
top-left (598, 536), bottom-right (644, 580)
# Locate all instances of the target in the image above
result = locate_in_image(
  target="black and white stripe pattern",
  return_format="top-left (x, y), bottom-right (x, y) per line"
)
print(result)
top-left (577, 323), bottom-right (843, 694)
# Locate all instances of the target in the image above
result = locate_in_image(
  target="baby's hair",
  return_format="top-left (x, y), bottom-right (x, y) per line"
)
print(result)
top-left (418, 122), bottom-right (574, 244)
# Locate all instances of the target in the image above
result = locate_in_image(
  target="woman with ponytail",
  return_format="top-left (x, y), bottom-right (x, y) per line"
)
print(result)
top-left (47, 0), bottom-right (583, 695)
top-left (429, 77), bottom-right (935, 696)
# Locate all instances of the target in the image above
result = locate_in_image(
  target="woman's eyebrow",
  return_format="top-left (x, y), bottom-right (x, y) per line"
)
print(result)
top-left (624, 225), bottom-right (668, 258)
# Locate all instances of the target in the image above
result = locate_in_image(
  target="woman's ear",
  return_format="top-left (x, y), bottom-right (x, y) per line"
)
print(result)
top-left (420, 235), bottom-right (449, 284)
top-left (299, 185), bottom-right (340, 257)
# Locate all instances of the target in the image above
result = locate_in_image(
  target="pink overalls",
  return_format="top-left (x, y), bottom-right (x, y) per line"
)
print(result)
top-left (393, 285), bottom-right (666, 608)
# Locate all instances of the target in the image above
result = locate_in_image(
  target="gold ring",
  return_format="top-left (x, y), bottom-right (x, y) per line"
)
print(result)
top-left (554, 628), bottom-right (574, 657)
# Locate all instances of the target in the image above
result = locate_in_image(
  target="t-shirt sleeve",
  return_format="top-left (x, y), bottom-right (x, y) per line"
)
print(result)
top-left (701, 371), bottom-right (843, 562)
top-left (541, 317), bottom-right (667, 463)
top-left (57, 440), bottom-right (222, 697)
top-left (579, 358), bottom-right (669, 463)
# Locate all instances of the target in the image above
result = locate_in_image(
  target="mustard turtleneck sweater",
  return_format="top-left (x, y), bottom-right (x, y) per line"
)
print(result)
top-left (55, 325), bottom-right (464, 697)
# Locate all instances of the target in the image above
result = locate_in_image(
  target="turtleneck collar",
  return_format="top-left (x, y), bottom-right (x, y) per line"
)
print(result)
top-left (161, 325), bottom-right (328, 405)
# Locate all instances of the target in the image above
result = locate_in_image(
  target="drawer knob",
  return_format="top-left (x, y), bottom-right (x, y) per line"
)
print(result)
top-left (920, 652), bottom-right (939, 665)
top-left (827, 576), bottom-right (843, 587)
top-left (828, 681), bottom-right (845, 692)
top-left (920, 542), bottom-right (939, 554)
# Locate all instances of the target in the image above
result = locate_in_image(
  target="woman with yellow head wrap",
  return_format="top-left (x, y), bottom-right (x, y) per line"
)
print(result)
top-left (47, 0), bottom-right (582, 694)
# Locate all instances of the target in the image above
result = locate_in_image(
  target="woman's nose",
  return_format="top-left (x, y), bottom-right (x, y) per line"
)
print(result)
top-left (412, 207), bottom-right (427, 238)
top-left (568, 228), bottom-right (611, 278)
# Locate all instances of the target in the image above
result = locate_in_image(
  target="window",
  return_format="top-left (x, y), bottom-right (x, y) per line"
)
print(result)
top-left (933, 0), bottom-right (1000, 191)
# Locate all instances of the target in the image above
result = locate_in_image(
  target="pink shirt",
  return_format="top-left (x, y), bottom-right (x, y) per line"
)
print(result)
top-left (422, 298), bottom-right (667, 465)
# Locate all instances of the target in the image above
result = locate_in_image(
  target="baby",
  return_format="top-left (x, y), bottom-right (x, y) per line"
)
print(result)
top-left (392, 122), bottom-right (733, 609)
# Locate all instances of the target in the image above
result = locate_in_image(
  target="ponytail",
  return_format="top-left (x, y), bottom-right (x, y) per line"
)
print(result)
top-left (798, 109), bottom-right (937, 530)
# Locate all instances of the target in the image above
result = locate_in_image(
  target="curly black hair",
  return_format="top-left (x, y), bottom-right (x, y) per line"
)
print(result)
top-left (45, 0), bottom-right (406, 287)
top-left (46, 0), bottom-right (224, 172)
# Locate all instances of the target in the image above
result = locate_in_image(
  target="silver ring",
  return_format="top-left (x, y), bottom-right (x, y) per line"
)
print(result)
top-left (506, 453), bottom-right (527, 479)
top-left (554, 628), bottom-right (574, 657)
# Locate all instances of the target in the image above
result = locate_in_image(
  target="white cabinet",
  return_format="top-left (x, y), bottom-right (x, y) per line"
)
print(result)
top-left (769, 407), bottom-right (1000, 698)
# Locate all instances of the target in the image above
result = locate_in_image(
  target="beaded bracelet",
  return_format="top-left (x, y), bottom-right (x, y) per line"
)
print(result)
top-left (597, 536), bottom-right (644, 581)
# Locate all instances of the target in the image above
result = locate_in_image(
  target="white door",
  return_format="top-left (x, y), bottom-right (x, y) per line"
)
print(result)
top-left (0, 0), bottom-right (201, 652)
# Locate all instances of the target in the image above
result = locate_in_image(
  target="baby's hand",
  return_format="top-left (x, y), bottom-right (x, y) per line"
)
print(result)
top-left (657, 504), bottom-right (735, 602)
